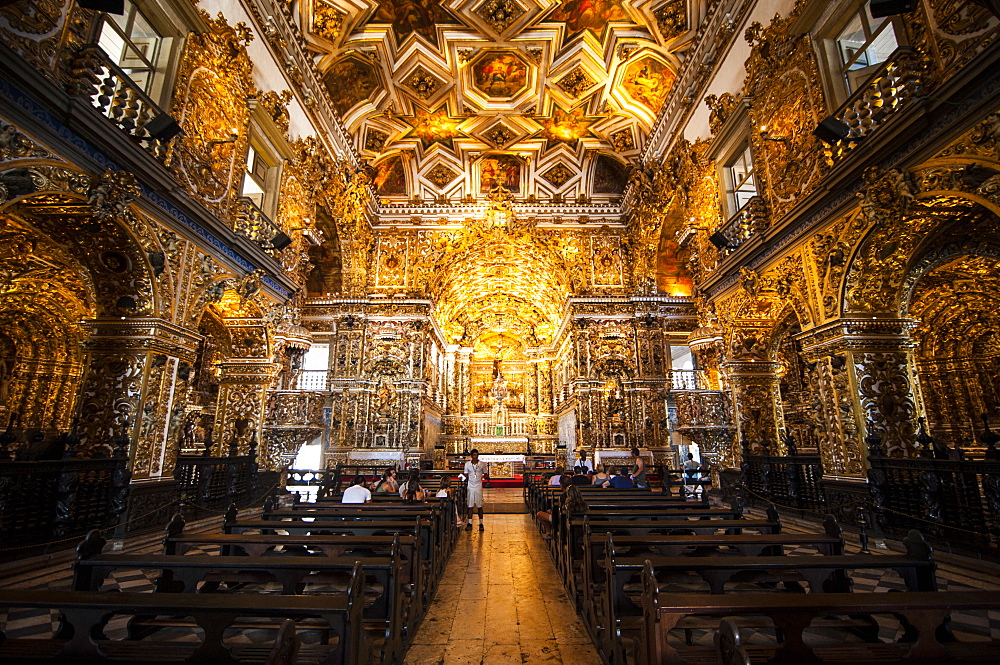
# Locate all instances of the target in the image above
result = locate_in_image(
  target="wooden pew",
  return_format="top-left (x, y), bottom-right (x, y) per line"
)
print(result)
top-left (641, 561), bottom-right (1000, 665)
top-left (0, 563), bottom-right (374, 665)
top-left (606, 532), bottom-right (937, 665)
top-left (72, 531), bottom-right (406, 665)
top-left (265, 499), bottom-right (454, 562)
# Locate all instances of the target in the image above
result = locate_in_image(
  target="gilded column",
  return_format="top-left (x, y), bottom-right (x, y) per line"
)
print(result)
top-left (799, 318), bottom-right (920, 475)
top-left (77, 318), bottom-right (202, 478)
top-left (214, 359), bottom-right (278, 462)
top-left (723, 360), bottom-right (784, 458)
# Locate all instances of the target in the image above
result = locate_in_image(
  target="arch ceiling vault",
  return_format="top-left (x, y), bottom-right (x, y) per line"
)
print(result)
top-left (301, 0), bottom-right (692, 203)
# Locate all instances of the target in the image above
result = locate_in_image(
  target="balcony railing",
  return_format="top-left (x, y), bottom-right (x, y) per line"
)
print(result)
top-left (68, 44), bottom-right (177, 163)
top-left (233, 197), bottom-right (287, 256)
top-left (828, 47), bottom-right (924, 162)
top-left (715, 195), bottom-right (768, 257)
top-left (668, 369), bottom-right (703, 391)
top-left (296, 370), bottom-right (329, 391)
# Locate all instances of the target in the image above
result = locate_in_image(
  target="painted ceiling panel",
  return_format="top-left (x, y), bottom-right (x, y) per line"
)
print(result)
top-left (301, 0), bottom-right (690, 204)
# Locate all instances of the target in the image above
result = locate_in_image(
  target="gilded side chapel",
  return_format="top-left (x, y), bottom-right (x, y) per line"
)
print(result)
top-left (1, 0), bottom-right (1000, 661)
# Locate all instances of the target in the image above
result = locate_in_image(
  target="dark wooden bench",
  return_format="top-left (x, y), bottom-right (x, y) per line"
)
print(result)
top-left (0, 563), bottom-right (373, 665)
top-left (641, 560), bottom-right (1000, 665)
top-left (72, 531), bottom-right (406, 665)
top-left (605, 531), bottom-right (937, 665)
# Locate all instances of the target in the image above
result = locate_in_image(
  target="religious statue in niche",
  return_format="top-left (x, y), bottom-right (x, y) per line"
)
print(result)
top-left (490, 358), bottom-right (509, 429)
top-left (375, 380), bottom-right (395, 418)
top-left (606, 377), bottom-right (626, 420)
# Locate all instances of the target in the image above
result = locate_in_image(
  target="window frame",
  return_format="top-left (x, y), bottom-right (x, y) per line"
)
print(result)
top-left (707, 95), bottom-right (758, 222)
top-left (88, 0), bottom-right (202, 108)
top-left (811, 0), bottom-right (909, 107)
top-left (242, 98), bottom-right (294, 222)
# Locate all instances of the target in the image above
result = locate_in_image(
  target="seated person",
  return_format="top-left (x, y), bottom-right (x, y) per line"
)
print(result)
top-left (399, 468), bottom-right (426, 503)
top-left (592, 464), bottom-right (610, 487)
top-left (569, 468), bottom-right (591, 486)
top-left (548, 466), bottom-right (565, 486)
top-left (374, 468), bottom-right (399, 493)
top-left (536, 475), bottom-right (572, 534)
top-left (607, 466), bottom-right (634, 489)
top-left (341, 475), bottom-right (372, 503)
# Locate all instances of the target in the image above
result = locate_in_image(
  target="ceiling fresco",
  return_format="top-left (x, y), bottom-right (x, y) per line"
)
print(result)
top-left (302, 0), bottom-right (692, 204)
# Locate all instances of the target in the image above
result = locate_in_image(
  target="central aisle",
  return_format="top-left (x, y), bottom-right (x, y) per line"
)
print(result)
top-left (403, 514), bottom-right (603, 665)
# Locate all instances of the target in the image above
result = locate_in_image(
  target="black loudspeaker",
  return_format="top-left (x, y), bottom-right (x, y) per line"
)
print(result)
top-left (144, 113), bottom-right (183, 141)
top-left (77, 0), bottom-right (125, 14)
top-left (869, 0), bottom-right (917, 18)
top-left (271, 231), bottom-right (293, 250)
top-left (814, 116), bottom-right (851, 144)
top-left (708, 231), bottom-right (731, 249)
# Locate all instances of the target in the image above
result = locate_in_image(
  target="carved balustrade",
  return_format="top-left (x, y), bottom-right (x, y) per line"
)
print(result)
top-left (173, 449), bottom-right (260, 511)
top-left (715, 196), bottom-right (768, 257)
top-left (68, 44), bottom-right (177, 162)
top-left (296, 369), bottom-right (329, 391)
top-left (739, 447), bottom-right (827, 512)
top-left (668, 369), bottom-right (703, 391)
top-left (0, 443), bottom-right (130, 555)
top-left (232, 196), bottom-right (287, 256)
top-left (828, 47), bottom-right (925, 162)
top-left (867, 448), bottom-right (1000, 554)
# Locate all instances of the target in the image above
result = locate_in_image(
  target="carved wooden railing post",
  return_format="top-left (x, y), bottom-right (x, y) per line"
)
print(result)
top-left (110, 420), bottom-right (133, 539)
top-left (0, 415), bottom-right (17, 462)
top-left (981, 413), bottom-right (1000, 460)
top-left (864, 424), bottom-right (889, 542)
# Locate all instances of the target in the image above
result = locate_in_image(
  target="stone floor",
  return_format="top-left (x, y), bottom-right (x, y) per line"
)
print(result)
top-left (403, 514), bottom-right (602, 665)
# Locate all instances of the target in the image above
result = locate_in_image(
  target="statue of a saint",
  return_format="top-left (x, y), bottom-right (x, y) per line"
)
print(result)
top-left (375, 381), bottom-right (395, 418)
top-left (490, 358), bottom-right (509, 427)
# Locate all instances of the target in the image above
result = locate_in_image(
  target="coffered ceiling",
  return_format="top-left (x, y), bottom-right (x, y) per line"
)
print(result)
top-left (298, 0), bottom-right (692, 206)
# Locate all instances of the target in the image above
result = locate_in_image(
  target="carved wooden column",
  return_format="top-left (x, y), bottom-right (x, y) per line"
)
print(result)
top-left (724, 360), bottom-right (784, 457)
top-left (214, 359), bottom-right (277, 462)
top-left (799, 318), bottom-right (921, 472)
top-left (78, 318), bottom-right (202, 478)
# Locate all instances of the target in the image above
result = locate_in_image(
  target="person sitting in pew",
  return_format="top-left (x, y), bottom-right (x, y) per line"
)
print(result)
top-left (608, 466), bottom-right (634, 489)
top-left (536, 475), bottom-right (572, 536)
top-left (342, 475), bottom-right (372, 503)
top-left (400, 468), bottom-right (426, 503)
top-left (374, 468), bottom-right (399, 494)
top-left (569, 468), bottom-right (592, 487)
top-left (436, 475), bottom-right (465, 528)
top-left (592, 464), bottom-right (610, 487)
top-left (548, 466), bottom-right (565, 486)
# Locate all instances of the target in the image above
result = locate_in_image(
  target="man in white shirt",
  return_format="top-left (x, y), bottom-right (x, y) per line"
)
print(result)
top-left (575, 450), bottom-right (594, 474)
top-left (463, 449), bottom-right (489, 532)
top-left (341, 475), bottom-right (372, 504)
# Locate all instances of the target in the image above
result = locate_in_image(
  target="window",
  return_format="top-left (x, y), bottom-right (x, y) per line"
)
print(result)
top-left (96, 0), bottom-right (168, 97)
top-left (724, 144), bottom-right (757, 215)
top-left (242, 144), bottom-right (274, 210)
top-left (836, 4), bottom-right (901, 93)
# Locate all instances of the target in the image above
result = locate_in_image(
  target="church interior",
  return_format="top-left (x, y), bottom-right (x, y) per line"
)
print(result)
top-left (1, 0), bottom-right (1000, 662)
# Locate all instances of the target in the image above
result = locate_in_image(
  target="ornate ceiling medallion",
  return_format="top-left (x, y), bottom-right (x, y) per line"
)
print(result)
top-left (313, 1), bottom-right (347, 42)
top-left (556, 65), bottom-right (598, 98)
top-left (609, 128), bottom-right (635, 152)
top-left (483, 123), bottom-right (518, 148)
top-left (475, 0), bottom-right (526, 35)
top-left (426, 163), bottom-right (460, 188)
top-left (654, 0), bottom-right (686, 42)
top-left (365, 128), bottom-right (389, 152)
top-left (538, 105), bottom-right (598, 149)
top-left (400, 106), bottom-right (465, 149)
top-left (403, 66), bottom-right (445, 100)
top-left (541, 163), bottom-right (574, 188)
